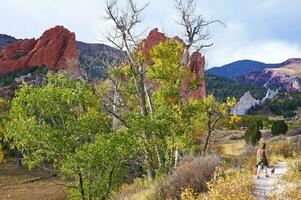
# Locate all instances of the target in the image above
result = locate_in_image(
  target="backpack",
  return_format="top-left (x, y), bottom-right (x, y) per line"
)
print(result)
top-left (258, 149), bottom-right (268, 166)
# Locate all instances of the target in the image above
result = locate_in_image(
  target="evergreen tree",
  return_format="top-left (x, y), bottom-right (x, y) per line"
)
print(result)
top-left (271, 120), bottom-right (288, 136)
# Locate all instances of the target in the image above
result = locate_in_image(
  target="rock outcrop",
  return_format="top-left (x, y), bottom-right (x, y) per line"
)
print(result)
top-left (232, 92), bottom-right (259, 115)
top-left (0, 26), bottom-right (79, 75)
top-left (77, 41), bottom-right (124, 81)
top-left (142, 28), bottom-right (206, 100)
top-left (180, 51), bottom-right (206, 100)
top-left (232, 89), bottom-right (278, 115)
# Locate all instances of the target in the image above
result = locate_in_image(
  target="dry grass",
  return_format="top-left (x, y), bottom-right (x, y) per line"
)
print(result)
top-left (180, 170), bottom-right (256, 200)
top-left (220, 140), bottom-right (247, 157)
top-left (0, 158), bottom-right (65, 200)
top-left (272, 157), bottom-right (301, 200)
top-left (113, 177), bottom-right (165, 200)
top-left (266, 64), bottom-right (301, 77)
top-left (268, 141), bottom-right (299, 160)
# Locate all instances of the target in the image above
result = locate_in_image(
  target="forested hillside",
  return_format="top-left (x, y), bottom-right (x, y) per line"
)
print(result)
top-left (206, 73), bottom-right (267, 101)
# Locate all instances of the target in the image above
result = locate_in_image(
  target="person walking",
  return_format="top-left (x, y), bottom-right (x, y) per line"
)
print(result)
top-left (256, 142), bottom-right (269, 179)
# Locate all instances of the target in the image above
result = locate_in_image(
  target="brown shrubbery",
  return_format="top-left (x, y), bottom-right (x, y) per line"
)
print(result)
top-left (114, 155), bottom-right (221, 200)
top-left (179, 170), bottom-right (256, 200)
top-left (205, 170), bottom-right (256, 200)
top-left (164, 155), bottom-right (221, 199)
top-left (268, 141), bottom-right (298, 158)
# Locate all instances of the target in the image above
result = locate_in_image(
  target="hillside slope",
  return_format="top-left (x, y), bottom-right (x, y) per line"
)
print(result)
top-left (207, 60), bottom-right (281, 79)
top-left (205, 73), bottom-right (266, 101)
top-left (236, 58), bottom-right (301, 91)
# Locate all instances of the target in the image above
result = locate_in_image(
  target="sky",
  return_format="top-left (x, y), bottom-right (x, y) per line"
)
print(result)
top-left (1, 0), bottom-right (301, 68)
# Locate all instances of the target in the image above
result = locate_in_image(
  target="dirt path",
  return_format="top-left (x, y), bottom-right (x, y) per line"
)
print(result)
top-left (253, 162), bottom-right (287, 200)
top-left (0, 159), bottom-right (65, 200)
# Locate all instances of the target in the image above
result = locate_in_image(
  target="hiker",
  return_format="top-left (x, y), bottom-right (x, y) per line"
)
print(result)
top-left (256, 142), bottom-right (269, 178)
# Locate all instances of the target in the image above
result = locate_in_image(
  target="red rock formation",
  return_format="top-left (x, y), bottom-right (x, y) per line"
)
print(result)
top-left (0, 26), bottom-right (79, 75)
top-left (180, 52), bottom-right (206, 100)
top-left (142, 28), bottom-right (206, 100)
top-left (141, 28), bottom-right (167, 60)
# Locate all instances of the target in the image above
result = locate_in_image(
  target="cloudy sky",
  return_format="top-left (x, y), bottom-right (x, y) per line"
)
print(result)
top-left (1, 0), bottom-right (301, 68)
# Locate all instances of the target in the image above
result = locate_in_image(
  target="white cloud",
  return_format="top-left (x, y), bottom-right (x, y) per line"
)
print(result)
top-left (206, 40), bottom-right (301, 68)
top-left (1, 0), bottom-right (301, 67)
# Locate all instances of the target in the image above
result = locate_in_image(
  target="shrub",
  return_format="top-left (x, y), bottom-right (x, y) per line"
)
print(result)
top-left (164, 155), bottom-right (221, 199)
top-left (205, 170), bottom-right (256, 200)
top-left (268, 141), bottom-right (298, 158)
top-left (271, 120), bottom-right (288, 136)
top-left (244, 120), bottom-right (261, 145)
top-left (180, 188), bottom-right (202, 200)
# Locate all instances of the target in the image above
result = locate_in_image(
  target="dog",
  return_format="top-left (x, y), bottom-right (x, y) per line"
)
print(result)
top-left (271, 167), bottom-right (275, 174)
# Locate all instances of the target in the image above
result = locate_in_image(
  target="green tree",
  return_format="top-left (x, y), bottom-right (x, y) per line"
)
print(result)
top-left (0, 98), bottom-right (10, 163)
top-left (4, 73), bottom-right (134, 200)
top-left (198, 95), bottom-right (236, 154)
top-left (244, 119), bottom-right (261, 145)
top-left (271, 120), bottom-right (288, 136)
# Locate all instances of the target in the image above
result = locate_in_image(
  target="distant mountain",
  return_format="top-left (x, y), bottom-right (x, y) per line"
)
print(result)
top-left (207, 60), bottom-right (281, 79)
top-left (0, 34), bottom-right (18, 50)
top-left (236, 58), bottom-right (301, 91)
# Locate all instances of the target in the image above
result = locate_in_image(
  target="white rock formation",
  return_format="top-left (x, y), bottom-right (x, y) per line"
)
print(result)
top-left (261, 88), bottom-right (278, 103)
top-left (232, 89), bottom-right (279, 115)
top-left (232, 92), bottom-right (260, 115)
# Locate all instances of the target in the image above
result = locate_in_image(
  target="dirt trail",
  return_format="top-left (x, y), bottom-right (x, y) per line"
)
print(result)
top-left (253, 162), bottom-right (287, 200)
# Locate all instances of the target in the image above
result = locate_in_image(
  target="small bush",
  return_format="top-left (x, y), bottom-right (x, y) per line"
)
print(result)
top-left (164, 155), bottom-right (221, 199)
top-left (271, 120), bottom-right (288, 136)
top-left (205, 170), bottom-right (256, 200)
top-left (268, 141), bottom-right (298, 158)
top-left (180, 188), bottom-right (202, 200)
top-left (244, 120), bottom-right (261, 145)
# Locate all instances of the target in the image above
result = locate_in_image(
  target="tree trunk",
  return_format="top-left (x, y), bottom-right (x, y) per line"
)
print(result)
top-left (112, 83), bottom-right (119, 130)
top-left (15, 150), bottom-right (22, 167)
top-left (202, 131), bottom-right (211, 156)
top-left (156, 144), bottom-right (163, 168)
top-left (78, 172), bottom-right (86, 200)
top-left (174, 147), bottom-right (179, 168)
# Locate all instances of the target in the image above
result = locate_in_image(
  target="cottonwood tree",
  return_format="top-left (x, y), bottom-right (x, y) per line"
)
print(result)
top-left (102, 0), bottom-right (222, 179)
top-left (4, 73), bottom-right (135, 200)
top-left (104, 0), bottom-right (158, 179)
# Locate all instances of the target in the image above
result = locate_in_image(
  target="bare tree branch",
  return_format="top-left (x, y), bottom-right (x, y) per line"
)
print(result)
top-left (175, 0), bottom-right (224, 52)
